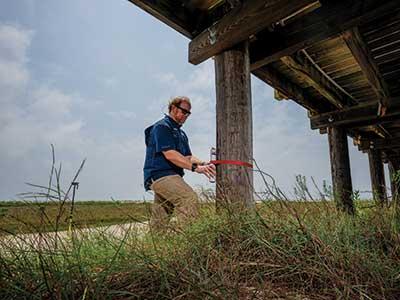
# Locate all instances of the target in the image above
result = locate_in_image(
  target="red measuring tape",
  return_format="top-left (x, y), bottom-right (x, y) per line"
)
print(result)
top-left (210, 160), bottom-right (253, 168)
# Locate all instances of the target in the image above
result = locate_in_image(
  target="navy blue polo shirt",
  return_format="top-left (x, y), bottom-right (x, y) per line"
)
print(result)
top-left (143, 115), bottom-right (192, 191)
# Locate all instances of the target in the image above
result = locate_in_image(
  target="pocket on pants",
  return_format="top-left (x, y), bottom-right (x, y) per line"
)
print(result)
top-left (150, 175), bottom-right (179, 191)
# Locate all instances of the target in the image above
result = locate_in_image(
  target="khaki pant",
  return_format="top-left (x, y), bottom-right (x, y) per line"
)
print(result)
top-left (150, 175), bottom-right (199, 231)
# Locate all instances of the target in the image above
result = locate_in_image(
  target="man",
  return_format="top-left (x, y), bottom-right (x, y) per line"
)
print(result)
top-left (143, 96), bottom-right (216, 230)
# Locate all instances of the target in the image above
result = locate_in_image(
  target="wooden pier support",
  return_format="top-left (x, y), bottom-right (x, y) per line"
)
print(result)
top-left (215, 41), bottom-right (254, 210)
top-left (388, 159), bottom-right (399, 206)
top-left (368, 149), bottom-right (387, 205)
top-left (327, 126), bottom-right (354, 214)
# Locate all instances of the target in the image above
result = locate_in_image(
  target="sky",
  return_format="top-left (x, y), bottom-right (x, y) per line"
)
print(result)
top-left (0, 0), bottom-right (387, 201)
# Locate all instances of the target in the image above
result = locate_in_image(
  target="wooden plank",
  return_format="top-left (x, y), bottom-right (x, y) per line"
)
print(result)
top-left (310, 99), bottom-right (400, 129)
top-left (250, 0), bottom-right (400, 69)
top-left (368, 149), bottom-right (388, 205)
top-left (327, 126), bottom-right (354, 214)
top-left (327, 65), bottom-right (360, 79)
top-left (308, 38), bottom-right (346, 55)
top-left (252, 66), bottom-right (333, 114)
top-left (375, 50), bottom-right (400, 65)
top-left (127, 0), bottom-right (194, 39)
top-left (349, 90), bottom-right (376, 99)
top-left (313, 52), bottom-right (354, 67)
top-left (306, 36), bottom-right (344, 53)
top-left (365, 21), bottom-right (400, 45)
top-left (362, 10), bottom-right (400, 36)
top-left (280, 56), bottom-right (350, 108)
top-left (189, 0), bottom-right (319, 65)
top-left (341, 81), bottom-right (370, 91)
top-left (215, 42), bottom-right (254, 209)
top-left (359, 137), bottom-right (400, 151)
top-left (380, 58), bottom-right (400, 74)
top-left (343, 27), bottom-right (392, 110)
top-left (334, 71), bottom-right (366, 85)
top-left (368, 31), bottom-right (400, 51)
top-left (372, 42), bottom-right (400, 59)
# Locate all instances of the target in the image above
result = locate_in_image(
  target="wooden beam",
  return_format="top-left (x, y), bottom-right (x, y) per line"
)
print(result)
top-left (327, 126), bottom-right (354, 214)
top-left (358, 137), bottom-right (400, 151)
top-left (310, 99), bottom-right (400, 129)
top-left (368, 149), bottom-right (388, 205)
top-left (189, 0), bottom-right (319, 65)
top-left (215, 41), bottom-right (254, 209)
top-left (280, 55), bottom-right (349, 109)
top-left (342, 27), bottom-right (392, 113)
top-left (252, 66), bottom-right (334, 114)
top-left (127, 0), bottom-right (194, 39)
top-left (250, 0), bottom-right (400, 69)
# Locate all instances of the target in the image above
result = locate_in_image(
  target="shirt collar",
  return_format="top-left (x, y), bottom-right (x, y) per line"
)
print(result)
top-left (164, 114), bottom-right (182, 129)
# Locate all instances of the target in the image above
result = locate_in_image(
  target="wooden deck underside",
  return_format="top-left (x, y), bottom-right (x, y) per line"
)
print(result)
top-left (127, 0), bottom-right (400, 161)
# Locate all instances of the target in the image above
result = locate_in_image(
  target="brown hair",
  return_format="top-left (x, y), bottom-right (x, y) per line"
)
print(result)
top-left (168, 96), bottom-right (191, 112)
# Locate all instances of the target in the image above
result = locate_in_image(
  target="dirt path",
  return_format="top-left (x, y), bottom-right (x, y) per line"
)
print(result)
top-left (1, 222), bottom-right (149, 251)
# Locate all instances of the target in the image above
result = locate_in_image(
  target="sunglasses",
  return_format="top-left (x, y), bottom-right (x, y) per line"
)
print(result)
top-left (174, 104), bottom-right (191, 116)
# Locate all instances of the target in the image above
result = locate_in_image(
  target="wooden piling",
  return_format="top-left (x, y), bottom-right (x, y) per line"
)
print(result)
top-left (327, 126), bottom-right (354, 214)
top-left (368, 149), bottom-right (387, 205)
top-left (388, 159), bottom-right (399, 206)
top-left (214, 41), bottom-right (254, 210)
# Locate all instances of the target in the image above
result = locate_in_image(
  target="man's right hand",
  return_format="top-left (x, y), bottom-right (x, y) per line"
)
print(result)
top-left (195, 163), bottom-right (216, 180)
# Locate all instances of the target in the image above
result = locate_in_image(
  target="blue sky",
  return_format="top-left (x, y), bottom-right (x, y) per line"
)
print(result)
top-left (0, 0), bottom-right (383, 201)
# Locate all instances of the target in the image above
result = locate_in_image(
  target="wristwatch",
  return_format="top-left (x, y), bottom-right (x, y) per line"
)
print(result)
top-left (191, 163), bottom-right (198, 172)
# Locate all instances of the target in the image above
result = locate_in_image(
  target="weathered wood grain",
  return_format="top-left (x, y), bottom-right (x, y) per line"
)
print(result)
top-left (252, 66), bottom-right (333, 114)
top-left (189, 0), bottom-right (318, 65)
top-left (280, 55), bottom-right (352, 108)
top-left (368, 149), bottom-right (388, 205)
top-left (250, 0), bottom-right (400, 69)
top-left (343, 28), bottom-right (392, 111)
top-left (310, 100), bottom-right (400, 129)
top-left (327, 126), bottom-right (354, 214)
top-left (215, 41), bottom-right (254, 209)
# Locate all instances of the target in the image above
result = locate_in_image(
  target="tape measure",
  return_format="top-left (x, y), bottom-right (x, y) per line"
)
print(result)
top-left (210, 160), bottom-right (253, 168)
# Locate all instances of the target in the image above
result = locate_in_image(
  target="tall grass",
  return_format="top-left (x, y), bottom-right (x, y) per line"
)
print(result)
top-left (1, 200), bottom-right (400, 299)
top-left (0, 151), bottom-right (399, 299)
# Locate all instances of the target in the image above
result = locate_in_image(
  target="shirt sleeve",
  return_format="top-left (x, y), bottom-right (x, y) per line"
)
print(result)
top-left (153, 125), bottom-right (176, 153)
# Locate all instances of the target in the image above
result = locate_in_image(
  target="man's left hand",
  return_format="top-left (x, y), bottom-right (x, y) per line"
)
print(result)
top-left (194, 163), bottom-right (216, 179)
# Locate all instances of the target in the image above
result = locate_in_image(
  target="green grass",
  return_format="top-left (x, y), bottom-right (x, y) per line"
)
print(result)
top-left (1, 154), bottom-right (398, 299)
top-left (0, 201), bottom-right (150, 235)
top-left (0, 198), bottom-right (399, 299)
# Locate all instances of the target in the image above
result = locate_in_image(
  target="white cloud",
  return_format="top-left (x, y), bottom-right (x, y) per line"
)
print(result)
top-left (0, 61), bottom-right (29, 88)
top-left (0, 24), bottom-right (87, 160)
top-left (0, 23), bottom-right (150, 200)
top-left (0, 24), bottom-right (32, 102)
top-left (185, 62), bottom-right (214, 92)
top-left (0, 24), bottom-right (33, 63)
top-left (30, 86), bottom-right (74, 118)
top-left (107, 110), bottom-right (137, 121)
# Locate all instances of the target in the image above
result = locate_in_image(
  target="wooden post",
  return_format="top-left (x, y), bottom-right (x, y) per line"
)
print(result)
top-left (368, 149), bottom-right (387, 205)
top-left (388, 159), bottom-right (399, 206)
top-left (215, 41), bottom-right (254, 210)
top-left (327, 126), bottom-right (354, 214)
